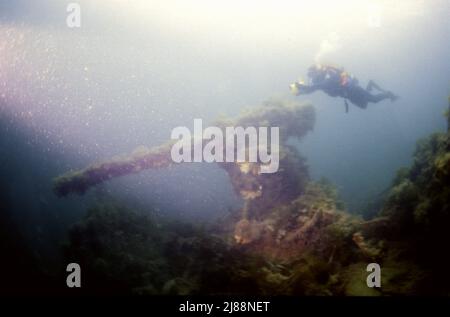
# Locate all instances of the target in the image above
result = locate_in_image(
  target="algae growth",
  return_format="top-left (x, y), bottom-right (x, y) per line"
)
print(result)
top-left (56, 99), bottom-right (450, 296)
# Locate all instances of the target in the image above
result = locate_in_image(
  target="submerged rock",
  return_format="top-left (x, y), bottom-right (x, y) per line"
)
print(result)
top-left (373, 129), bottom-right (450, 294)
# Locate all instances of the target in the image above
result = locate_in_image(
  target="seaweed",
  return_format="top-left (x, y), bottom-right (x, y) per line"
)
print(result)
top-left (59, 97), bottom-right (450, 295)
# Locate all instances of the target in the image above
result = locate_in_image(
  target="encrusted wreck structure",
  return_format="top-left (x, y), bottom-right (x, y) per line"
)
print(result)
top-left (56, 98), bottom-right (450, 295)
top-left (55, 100), bottom-right (338, 257)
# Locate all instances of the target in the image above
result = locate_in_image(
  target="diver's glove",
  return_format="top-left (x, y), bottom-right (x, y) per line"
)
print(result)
top-left (289, 81), bottom-right (306, 96)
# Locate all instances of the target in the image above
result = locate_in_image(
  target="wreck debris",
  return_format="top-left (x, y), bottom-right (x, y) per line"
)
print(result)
top-left (54, 99), bottom-right (315, 200)
top-left (59, 97), bottom-right (450, 295)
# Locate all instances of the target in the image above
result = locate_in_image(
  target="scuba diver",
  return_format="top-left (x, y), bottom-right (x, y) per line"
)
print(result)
top-left (290, 64), bottom-right (398, 111)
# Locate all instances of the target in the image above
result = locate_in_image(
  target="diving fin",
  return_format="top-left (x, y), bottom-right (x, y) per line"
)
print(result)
top-left (388, 91), bottom-right (399, 102)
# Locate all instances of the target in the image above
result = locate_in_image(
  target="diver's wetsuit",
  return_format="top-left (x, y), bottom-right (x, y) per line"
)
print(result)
top-left (294, 66), bottom-right (397, 109)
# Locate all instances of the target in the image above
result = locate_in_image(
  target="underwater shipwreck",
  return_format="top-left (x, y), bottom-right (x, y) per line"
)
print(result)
top-left (54, 99), bottom-right (450, 296)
